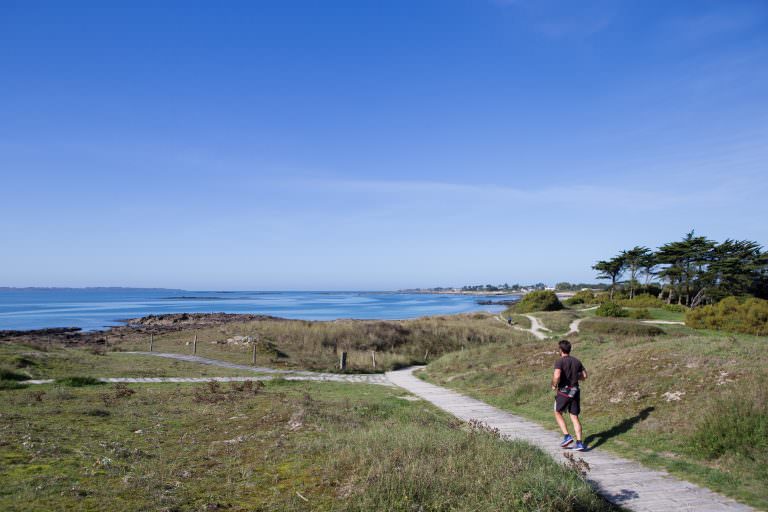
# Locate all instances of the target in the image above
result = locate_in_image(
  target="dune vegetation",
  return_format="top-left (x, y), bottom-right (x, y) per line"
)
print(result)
top-left (422, 311), bottom-right (768, 509)
top-left (0, 376), bottom-right (615, 511)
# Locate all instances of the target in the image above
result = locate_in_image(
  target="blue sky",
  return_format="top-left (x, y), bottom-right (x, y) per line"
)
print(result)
top-left (1, 1), bottom-right (767, 290)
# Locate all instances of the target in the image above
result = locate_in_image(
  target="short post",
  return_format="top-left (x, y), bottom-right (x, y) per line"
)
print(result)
top-left (149, 334), bottom-right (154, 352)
top-left (251, 336), bottom-right (256, 365)
top-left (193, 333), bottom-right (197, 355)
top-left (371, 350), bottom-right (376, 369)
top-left (339, 351), bottom-right (347, 371)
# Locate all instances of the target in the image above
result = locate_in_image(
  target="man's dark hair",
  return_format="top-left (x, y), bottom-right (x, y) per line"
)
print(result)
top-left (558, 340), bottom-right (572, 354)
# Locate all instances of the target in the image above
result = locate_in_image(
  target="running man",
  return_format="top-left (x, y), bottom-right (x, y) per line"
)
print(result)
top-left (551, 339), bottom-right (587, 451)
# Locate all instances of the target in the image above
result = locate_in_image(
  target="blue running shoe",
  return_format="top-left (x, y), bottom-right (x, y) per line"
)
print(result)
top-left (574, 441), bottom-right (586, 451)
top-left (560, 434), bottom-right (574, 447)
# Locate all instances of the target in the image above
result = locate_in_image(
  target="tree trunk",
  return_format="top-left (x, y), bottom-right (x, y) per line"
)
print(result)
top-left (690, 288), bottom-right (706, 308)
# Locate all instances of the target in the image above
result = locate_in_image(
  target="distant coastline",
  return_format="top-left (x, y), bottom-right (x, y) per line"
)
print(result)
top-left (0, 289), bottom-right (513, 332)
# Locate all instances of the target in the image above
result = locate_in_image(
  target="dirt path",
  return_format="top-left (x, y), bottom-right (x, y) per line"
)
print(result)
top-left (495, 314), bottom-right (549, 340)
top-left (567, 317), bottom-right (585, 335)
top-left (386, 367), bottom-right (753, 512)
top-left (25, 352), bottom-right (392, 386)
top-left (523, 314), bottom-right (551, 339)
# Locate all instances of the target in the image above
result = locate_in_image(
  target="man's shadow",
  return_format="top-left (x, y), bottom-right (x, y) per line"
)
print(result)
top-left (585, 406), bottom-right (655, 449)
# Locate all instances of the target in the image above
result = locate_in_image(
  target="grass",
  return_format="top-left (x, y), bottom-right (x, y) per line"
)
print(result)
top-left (56, 376), bottom-right (103, 387)
top-left (0, 378), bottom-right (616, 511)
top-left (112, 313), bottom-right (524, 373)
top-left (422, 325), bottom-right (768, 509)
top-left (645, 308), bottom-right (686, 322)
top-left (501, 314), bottom-right (531, 329)
top-left (532, 310), bottom-right (581, 334)
top-left (579, 318), bottom-right (665, 337)
top-left (0, 343), bottom-right (249, 380)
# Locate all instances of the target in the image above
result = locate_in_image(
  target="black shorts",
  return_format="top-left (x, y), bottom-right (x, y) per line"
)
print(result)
top-left (555, 390), bottom-right (580, 415)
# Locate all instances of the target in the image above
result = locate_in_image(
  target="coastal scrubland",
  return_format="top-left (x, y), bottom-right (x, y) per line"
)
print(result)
top-left (0, 378), bottom-right (615, 511)
top-left (2, 274), bottom-right (767, 509)
top-left (98, 312), bottom-right (528, 373)
top-left (0, 343), bottom-right (246, 381)
top-left (422, 315), bottom-right (768, 509)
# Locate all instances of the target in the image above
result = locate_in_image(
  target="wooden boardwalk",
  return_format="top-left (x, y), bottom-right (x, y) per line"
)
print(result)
top-left (386, 366), bottom-right (753, 512)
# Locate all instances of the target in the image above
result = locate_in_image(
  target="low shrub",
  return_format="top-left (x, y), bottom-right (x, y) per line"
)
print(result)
top-left (514, 291), bottom-right (563, 313)
top-left (595, 302), bottom-right (627, 318)
top-left (564, 290), bottom-right (595, 306)
top-left (0, 380), bottom-right (28, 390)
top-left (627, 308), bottom-right (651, 320)
top-left (662, 303), bottom-right (688, 313)
top-left (0, 368), bottom-right (29, 381)
top-left (593, 292), bottom-right (613, 304)
top-left (689, 388), bottom-right (767, 462)
top-left (686, 296), bottom-right (768, 336)
top-left (57, 376), bottom-right (103, 387)
top-left (618, 294), bottom-right (664, 308)
top-left (581, 318), bottom-right (664, 337)
top-left (12, 355), bottom-right (37, 368)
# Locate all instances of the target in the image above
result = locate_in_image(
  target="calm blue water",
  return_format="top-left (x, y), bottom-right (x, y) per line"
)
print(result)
top-left (0, 289), bottom-right (519, 331)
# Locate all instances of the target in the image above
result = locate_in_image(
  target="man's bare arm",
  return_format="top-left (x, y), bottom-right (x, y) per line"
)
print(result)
top-left (579, 369), bottom-right (588, 381)
top-left (551, 369), bottom-right (561, 389)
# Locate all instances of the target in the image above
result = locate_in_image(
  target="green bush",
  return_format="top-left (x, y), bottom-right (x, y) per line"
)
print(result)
top-left (686, 296), bottom-right (768, 335)
top-left (513, 291), bottom-right (563, 313)
top-left (0, 380), bottom-right (28, 390)
top-left (663, 303), bottom-right (688, 313)
top-left (618, 294), bottom-right (664, 308)
top-left (581, 319), bottom-right (664, 337)
top-left (57, 376), bottom-right (103, 387)
top-left (564, 290), bottom-right (595, 306)
top-left (627, 308), bottom-right (651, 320)
top-left (0, 368), bottom-right (29, 381)
top-left (595, 302), bottom-right (627, 318)
top-left (593, 292), bottom-right (612, 304)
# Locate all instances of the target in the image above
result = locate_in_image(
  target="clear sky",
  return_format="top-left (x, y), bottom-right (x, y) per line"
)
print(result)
top-left (1, 1), bottom-right (767, 290)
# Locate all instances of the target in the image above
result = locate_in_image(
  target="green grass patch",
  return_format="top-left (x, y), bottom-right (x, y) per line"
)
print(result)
top-left (0, 380), bottom-right (615, 511)
top-left (0, 344), bottom-right (248, 380)
top-left (646, 308), bottom-right (686, 322)
top-left (56, 376), bottom-right (103, 387)
top-left (534, 310), bottom-right (580, 334)
top-left (580, 318), bottom-right (664, 337)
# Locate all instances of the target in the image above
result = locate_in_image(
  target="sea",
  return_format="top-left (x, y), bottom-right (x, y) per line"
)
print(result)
top-left (0, 288), bottom-right (519, 331)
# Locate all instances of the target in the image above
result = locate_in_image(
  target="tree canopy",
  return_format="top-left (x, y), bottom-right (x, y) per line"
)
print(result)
top-left (593, 231), bottom-right (767, 307)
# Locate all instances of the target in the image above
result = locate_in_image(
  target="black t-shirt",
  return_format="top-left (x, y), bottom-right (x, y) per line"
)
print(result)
top-left (554, 355), bottom-right (585, 388)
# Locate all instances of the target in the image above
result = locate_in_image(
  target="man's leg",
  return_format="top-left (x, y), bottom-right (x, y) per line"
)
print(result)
top-left (569, 413), bottom-right (583, 441)
top-left (554, 410), bottom-right (569, 435)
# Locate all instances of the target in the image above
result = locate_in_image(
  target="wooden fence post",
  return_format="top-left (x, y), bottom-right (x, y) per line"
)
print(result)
top-left (251, 337), bottom-right (257, 365)
top-left (339, 351), bottom-right (347, 371)
top-left (371, 350), bottom-right (376, 369)
top-left (193, 333), bottom-right (197, 355)
top-left (149, 334), bottom-right (154, 352)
